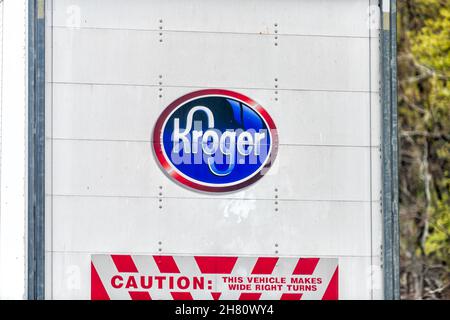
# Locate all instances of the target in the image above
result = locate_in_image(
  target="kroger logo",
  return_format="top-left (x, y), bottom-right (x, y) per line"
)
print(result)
top-left (153, 89), bottom-right (278, 192)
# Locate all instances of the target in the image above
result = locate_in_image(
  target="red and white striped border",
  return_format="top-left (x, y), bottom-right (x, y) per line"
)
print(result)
top-left (91, 255), bottom-right (338, 300)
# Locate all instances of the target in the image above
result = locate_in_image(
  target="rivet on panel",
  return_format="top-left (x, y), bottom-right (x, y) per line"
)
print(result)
top-left (158, 20), bottom-right (164, 43)
top-left (274, 80), bottom-right (279, 101)
top-left (158, 187), bottom-right (163, 210)
top-left (274, 188), bottom-right (279, 212)
top-left (158, 79), bottom-right (163, 98)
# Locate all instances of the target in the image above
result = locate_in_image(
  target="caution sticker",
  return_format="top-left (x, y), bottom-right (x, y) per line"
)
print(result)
top-left (91, 255), bottom-right (338, 300)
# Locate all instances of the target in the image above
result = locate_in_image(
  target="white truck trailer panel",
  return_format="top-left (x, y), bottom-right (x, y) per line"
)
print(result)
top-left (44, 0), bottom-right (384, 299)
top-left (0, 0), bottom-right (28, 300)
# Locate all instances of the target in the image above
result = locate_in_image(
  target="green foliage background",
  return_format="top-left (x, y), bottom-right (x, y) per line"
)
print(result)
top-left (398, 0), bottom-right (449, 299)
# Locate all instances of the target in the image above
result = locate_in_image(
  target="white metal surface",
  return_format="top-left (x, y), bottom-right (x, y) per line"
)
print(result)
top-left (51, 142), bottom-right (376, 201)
top-left (51, 196), bottom-right (378, 256)
top-left (0, 0), bottom-right (28, 300)
top-left (45, 0), bottom-right (383, 300)
top-left (51, 0), bottom-right (371, 37)
top-left (51, 85), bottom-right (380, 147)
top-left (52, 28), bottom-right (374, 92)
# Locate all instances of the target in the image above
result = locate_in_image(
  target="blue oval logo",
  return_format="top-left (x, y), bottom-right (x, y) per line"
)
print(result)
top-left (153, 89), bottom-right (278, 192)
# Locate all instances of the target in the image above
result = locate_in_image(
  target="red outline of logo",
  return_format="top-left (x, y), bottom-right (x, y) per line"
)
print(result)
top-left (152, 89), bottom-right (278, 192)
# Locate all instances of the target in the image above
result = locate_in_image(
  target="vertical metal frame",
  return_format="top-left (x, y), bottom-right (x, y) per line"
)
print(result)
top-left (28, 0), bottom-right (45, 300)
top-left (381, 0), bottom-right (400, 300)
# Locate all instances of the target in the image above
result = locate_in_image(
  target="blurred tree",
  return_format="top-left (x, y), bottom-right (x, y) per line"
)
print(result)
top-left (398, 0), bottom-right (450, 299)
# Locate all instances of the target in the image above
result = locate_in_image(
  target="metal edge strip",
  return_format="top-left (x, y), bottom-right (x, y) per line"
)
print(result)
top-left (28, 0), bottom-right (45, 300)
top-left (381, 0), bottom-right (399, 300)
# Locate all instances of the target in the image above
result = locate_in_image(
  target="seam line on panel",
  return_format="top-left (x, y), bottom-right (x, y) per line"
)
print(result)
top-left (47, 250), bottom-right (379, 258)
top-left (48, 81), bottom-right (380, 94)
top-left (47, 137), bottom-right (380, 149)
top-left (50, 25), bottom-right (373, 39)
top-left (48, 193), bottom-right (381, 203)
